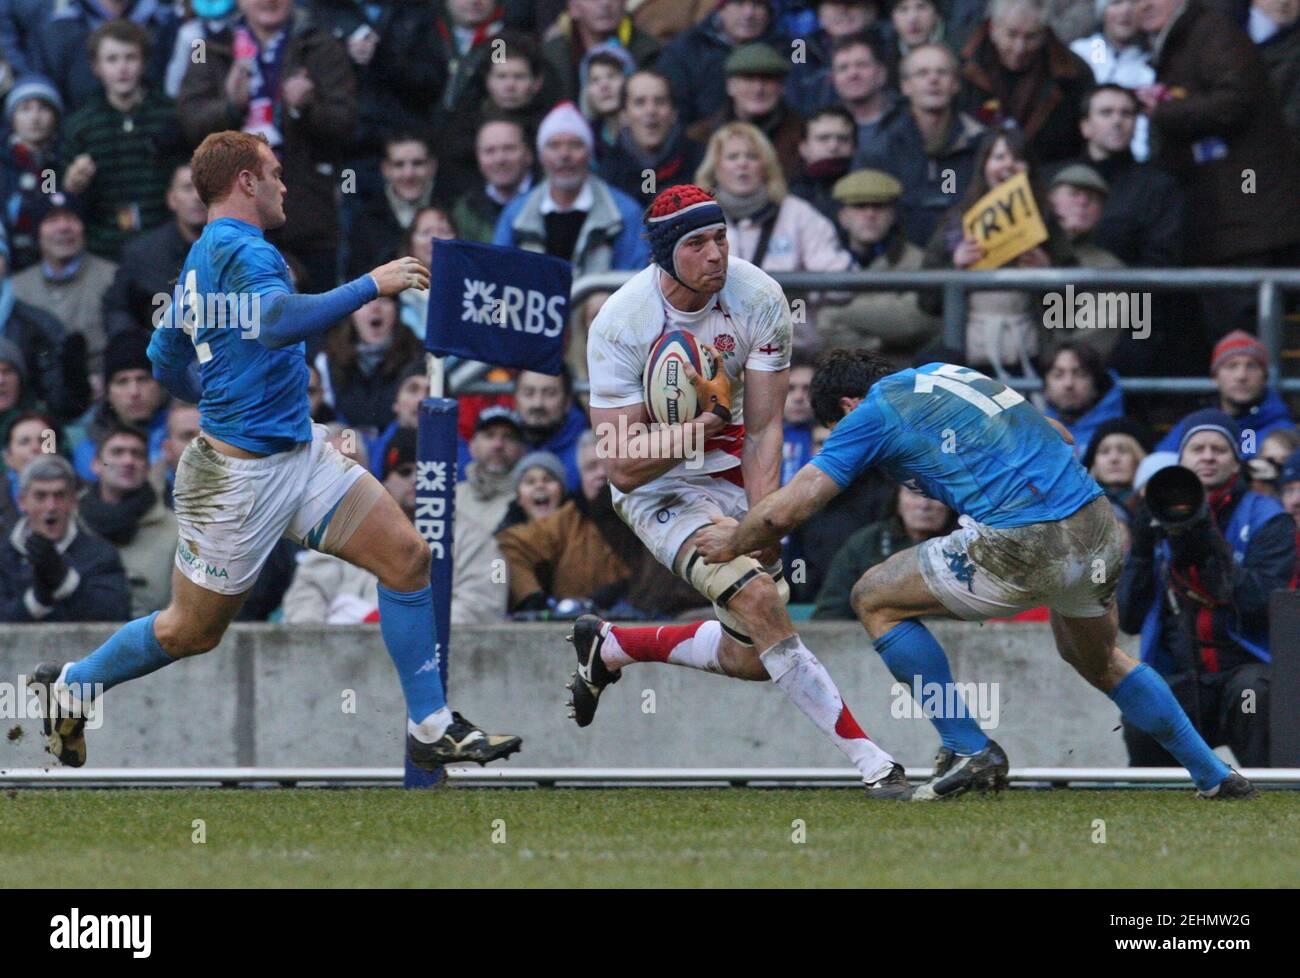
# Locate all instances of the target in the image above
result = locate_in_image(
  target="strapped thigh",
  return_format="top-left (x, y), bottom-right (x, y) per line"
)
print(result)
top-left (677, 546), bottom-right (790, 646)
top-left (314, 472), bottom-right (386, 555)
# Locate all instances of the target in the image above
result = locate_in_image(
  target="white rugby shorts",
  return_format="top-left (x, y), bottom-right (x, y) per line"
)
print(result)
top-left (916, 495), bottom-right (1123, 620)
top-left (613, 468), bottom-right (748, 570)
top-left (172, 423), bottom-right (367, 595)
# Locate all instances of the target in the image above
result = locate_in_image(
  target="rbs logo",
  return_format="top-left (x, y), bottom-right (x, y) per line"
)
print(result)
top-left (462, 278), bottom-right (565, 337)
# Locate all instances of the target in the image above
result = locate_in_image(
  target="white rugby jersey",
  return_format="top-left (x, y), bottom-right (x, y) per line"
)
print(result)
top-left (587, 256), bottom-right (792, 478)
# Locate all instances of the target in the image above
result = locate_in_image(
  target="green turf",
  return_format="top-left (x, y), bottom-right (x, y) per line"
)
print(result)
top-left (1, 787), bottom-right (1296, 887)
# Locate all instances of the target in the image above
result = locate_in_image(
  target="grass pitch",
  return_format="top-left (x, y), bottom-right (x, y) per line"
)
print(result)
top-left (2, 787), bottom-right (1296, 887)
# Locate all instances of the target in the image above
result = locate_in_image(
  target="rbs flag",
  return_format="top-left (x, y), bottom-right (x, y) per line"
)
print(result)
top-left (425, 239), bottom-right (572, 375)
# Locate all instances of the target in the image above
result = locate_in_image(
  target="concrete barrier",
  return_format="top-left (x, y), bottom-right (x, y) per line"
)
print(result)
top-left (0, 622), bottom-right (1138, 771)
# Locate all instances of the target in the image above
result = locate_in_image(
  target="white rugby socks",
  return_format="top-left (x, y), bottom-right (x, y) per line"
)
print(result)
top-left (760, 635), bottom-right (896, 783)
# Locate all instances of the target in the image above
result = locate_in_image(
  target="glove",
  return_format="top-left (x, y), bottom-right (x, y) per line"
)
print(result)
top-left (26, 534), bottom-right (68, 603)
top-left (685, 346), bottom-right (732, 424)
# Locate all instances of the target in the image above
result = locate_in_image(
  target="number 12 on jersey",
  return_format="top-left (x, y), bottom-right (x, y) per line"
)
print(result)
top-left (913, 364), bottom-right (1024, 417)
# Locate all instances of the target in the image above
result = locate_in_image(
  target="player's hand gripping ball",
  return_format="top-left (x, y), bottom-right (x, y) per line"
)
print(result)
top-left (642, 330), bottom-right (727, 425)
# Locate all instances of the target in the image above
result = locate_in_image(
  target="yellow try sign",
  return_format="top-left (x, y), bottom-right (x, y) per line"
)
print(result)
top-left (961, 171), bottom-right (1048, 270)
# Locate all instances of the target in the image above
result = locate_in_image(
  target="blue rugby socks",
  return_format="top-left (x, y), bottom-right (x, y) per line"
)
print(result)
top-left (377, 584), bottom-right (451, 740)
top-left (64, 612), bottom-right (176, 696)
top-left (874, 619), bottom-right (989, 756)
top-left (1109, 664), bottom-right (1230, 791)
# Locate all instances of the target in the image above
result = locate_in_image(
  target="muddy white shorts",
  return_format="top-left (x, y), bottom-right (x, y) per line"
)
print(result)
top-left (172, 423), bottom-right (367, 595)
top-left (916, 494), bottom-right (1123, 620)
top-left (613, 469), bottom-right (749, 570)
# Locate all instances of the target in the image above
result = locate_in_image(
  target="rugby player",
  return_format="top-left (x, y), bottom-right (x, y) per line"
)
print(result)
top-left (29, 131), bottom-right (521, 770)
top-left (569, 185), bottom-right (910, 799)
top-left (695, 349), bottom-right (1257, 800)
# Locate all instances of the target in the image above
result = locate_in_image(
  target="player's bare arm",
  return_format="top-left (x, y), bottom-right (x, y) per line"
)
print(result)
top-left (696, 463), bottom-right (843, 564)
top-left (369, 255), bottom-right (430, 296)
top-left (740, 367), bottom-right (788, 508)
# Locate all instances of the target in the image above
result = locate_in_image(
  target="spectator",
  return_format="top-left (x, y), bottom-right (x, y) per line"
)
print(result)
top-left (305, 0), bottom-right (445, 169)
top-left (346, 133), bottom-right (444, 279)
top-left (686, 42), bottom-right (805, 181)
top-left (451, 118), bottom-right (537, 243)
top-left (452, 406), bottom-right (526, 625)
top-left (543, 0), bottom-right (661, 103)
top-left (164, 0), bottom-right (237, 98)
top-left (432, 0), bottom-right (512, 122)
top-left (78, 421), bottom-right (176, 616)
top-left (1155, 331), bottom-right (1296, 459)
top-left (886, 0), bottom-right (946, 86)
top-left (833, 31), bottom-right (902, 167)
top-left (437, 32), bottom-right (551, 204)
top-left (513, 367), bottom-right (588, 492)
top-left (0, 453), bottom-right (129, 622)
top-left (179, 0), bottom-right (357, 291)
top-left (306, 363), bottom-right (333, 423)
top-left (597, 70), bottom-right (704, 208)
top-left (1118, 409), bottom-right (1294, 768)
top-left (149, 399), bottom-right (199, 507)
top-left (658, 0), bottom-right (784, 124)
top-left (0, 0), bottom-right (49, 78)
top-left (60, 20), bottom-right (183, 261)
top-left (1040, 341), bottom-right (1125, 458)
top-left (957, 0), bottom-right (1093, 164)
top-left (1280, 450), bottom-right (1300, 582)
top-left (2, 409), bottom-right (58, 527)
top-left (12, 204), bottom-right (116, 378)
top-left (368, 362), bottom-right (429, 478)
top-left (1246, 427), bottom-right (1300, 495)
top-left (1069, 0), bottom-right (1153, 158)
top-left (70, 331), bottom-right (169, 482)
top-left (281, 426), bottom-right (415, 624)
top-left (396, 204), bottom-right (457, 339)
top-left (0, 269), bottom-right (89, 424)
top-left (497, 449), bottom-right (569, 532)
top-left (316, 295), bottom-right (423, 434)
top-left (1081, 415), bottom-right (1153, 533)
top-left (1238, 0), bottom-right (1300, 141)
top-left (1074, 83), bottom-right (1185, 267)
top-left (493, 102), bottom-right (649, 274)
top-left (0, 76), bottom-right (64, 272)
top-left (859, 43), bottom-right (985, 246)
top-left (497, 431), bottom-right (640, 613)
top-left (787, 0), bottom-right (885, 115)
top-left (813, 484), bottom-right (955, 618)
top-left (103, 163), bottom-right (208, 338)
top-left (32, 0), bottom-right (178, 108)
top-left (695, 121), bottom-right (851, 351)
top-left (782, 352), bottom-right (816, 485)
top-left (921, 128), bottom-right (1074, 369)
top-left (1138, 0), bottom-right (1300, 334)
top-left (788, 105), bottom-right (857, 222)
top-left (579, 43), bottom-right (638, 158)
top-left (820, 168), bottom-right (938, 365)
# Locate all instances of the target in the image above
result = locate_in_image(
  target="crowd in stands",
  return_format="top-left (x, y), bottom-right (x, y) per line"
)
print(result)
top-left (1, 0), bottom-right (1299, 766)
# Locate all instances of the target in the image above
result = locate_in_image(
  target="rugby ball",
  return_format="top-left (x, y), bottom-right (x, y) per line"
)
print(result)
top-left (642, 330), bottom-right (718, 425)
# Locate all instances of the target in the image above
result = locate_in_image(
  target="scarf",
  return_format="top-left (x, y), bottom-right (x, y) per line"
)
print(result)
top-left (466, 459), bottom-right (514, 502)
top-left (355, 334), bottom-right (392, 377)
top-left (79, 482), bottom-right (157, 545)
top-left (234, 19), bottom-right (290, 146)
top-left (384, 181), bottom-right (434, 230)
top-left (714, 185), bottom-right (773, 222)
top-left (800, 155), bottom-right (850, 184)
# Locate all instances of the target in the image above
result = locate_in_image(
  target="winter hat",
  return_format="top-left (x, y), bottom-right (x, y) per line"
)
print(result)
top-left (0, 336), bottom-right (28, 385)
top-left (512, 450), bottom-right (566, 491)
top-left (1210, 330), bottom-right (1268, 375)
top-left (102, 331), bottom-right (152, 383)
top-left (644, 184), bottom-right (727, 286)
top-left (5, 75), bottom-right (62, 125)
top-left (536, 101), bottom-right (594, 155)
top-left (580, 40), bottom-right (637, 84)
top-left (1177, 408), bottom-right (1242, 460)
top-left (382, 426), bottom-right (418, 480)
top-left (1279, 447), bottom-right (1300, 487)
top-left (1081, 417), bottom-right (1155, 472)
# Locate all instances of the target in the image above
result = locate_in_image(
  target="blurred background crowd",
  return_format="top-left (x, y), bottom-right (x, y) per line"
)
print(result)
top-left (1, 0), bottom-right (1299, 763)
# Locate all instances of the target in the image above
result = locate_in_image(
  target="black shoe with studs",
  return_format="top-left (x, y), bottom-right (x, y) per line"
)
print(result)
top-left (407, 712), bottom-right (522, 769)
top-left (1198, 770), bottom-right (1258, 800)
top-left (565, 614), bottom-right (621, 728)
top-left (27, 662), bottom-right (87, 768)
top-left (863, 763), bottom-right (914, 800)
top-left (912, 739), bottom-right (1009, 801)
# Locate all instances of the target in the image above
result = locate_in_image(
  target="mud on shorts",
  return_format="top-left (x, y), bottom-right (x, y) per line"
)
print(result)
top-left (172, 423), bottom-right (374, 595)
top-left (916, 494), bottom-right (1123, 620)
top-left (612, 469), bottom-right (789, 644)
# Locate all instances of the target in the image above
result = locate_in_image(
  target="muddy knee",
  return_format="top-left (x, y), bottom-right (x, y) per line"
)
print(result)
top-left (850, 568), bottom-right (891, 631)
top-left (154, 611), bottom-right (222, 658)
top-left (726, 573), bottom-right (782, 627)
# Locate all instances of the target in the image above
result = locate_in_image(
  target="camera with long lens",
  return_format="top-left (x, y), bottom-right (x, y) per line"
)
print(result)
top-left (1145, 464), bottom-right (1206, 529)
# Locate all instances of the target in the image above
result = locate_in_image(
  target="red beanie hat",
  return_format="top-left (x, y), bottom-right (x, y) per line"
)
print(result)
top-left (1210, 330), bottom-right (1268, 374)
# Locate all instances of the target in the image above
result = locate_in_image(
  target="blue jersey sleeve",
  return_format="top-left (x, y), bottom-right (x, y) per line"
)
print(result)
top-left (147, 315), bottom-right (202, 403)
top-left (811, 399), bottom-right (892, 488)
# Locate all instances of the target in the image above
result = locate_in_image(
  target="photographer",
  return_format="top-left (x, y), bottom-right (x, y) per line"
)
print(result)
top-left (1117, 410), bottom-right (1296, 767)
